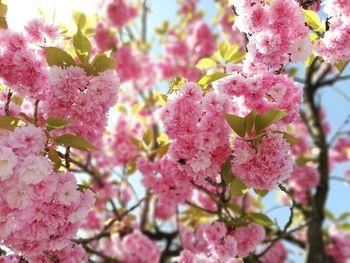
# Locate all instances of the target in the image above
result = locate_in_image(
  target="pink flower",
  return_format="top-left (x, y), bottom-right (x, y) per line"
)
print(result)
top-left (6, 125), bottom-right (46, 157)
top-left (18, 155), bottom-right (52, 184)
top-left (232, 133), bottom-right (293, 190)
top-left (5, 185), bottom-right (32, 209)
top-left (231, 223), bottom-right (265, 257)
top-left (107, 0), bottom-right (137, 28)
top-left (261, 241), bottom-right (287, 263)
top-left (0, 146), bottom-right (17, 181)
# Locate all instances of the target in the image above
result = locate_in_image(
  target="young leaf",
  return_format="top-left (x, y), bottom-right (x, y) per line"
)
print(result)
top-left (224, 112), bottom-right (246, 138)
top-left (0, 2), bottom-right (7, 17)
top-left (195, 58), bottom-right (217, 70)
top-left (46, 117), bottom-right (74, 132)
top-left (249, 213), bottom-right (274, 227)
top-left (230, 177), bottom-right (248, 196)
top-left (245, 109), bottom-right (256, 136)
top-left (220, 157), bottom-right (233, 184)
top-left (91, 54), bottom-right (116, 75)
top-left (0, 116), bottom-right (20, 131)
top-left (43, 47), bottom-right (76, 68)
top-left (48, 148), bottom-right (62, 172)
top-left (254, 188), bottom-right (269, 198)
top-left (197, 72), bottom-right (228, 87)
top-left (73, 30), bottom-right (91, 63)
top-left (303, 9), bottom-right (325, 32)
top-left (255, 109), bottom-right (286, 134)
top-left (73, 11), bottom-right (87, 30)
top-left (52, 134), bottom-right (98, 151)
top-left (143, 128), bottom-right (153, 146)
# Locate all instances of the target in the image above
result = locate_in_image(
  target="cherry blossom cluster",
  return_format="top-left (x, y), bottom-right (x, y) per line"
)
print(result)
top-left (260, 241), bottom-right (288, 263)
top-left (161, 82), bottom-right (232, 186)
top-left (138, 158), bottom-right (193, 219)
top-left (43, 66), bottom-right (120, 143)
top-left (0, 124), bottom-right (94, 261)
top-left (107, 0), bottom-right (138, 28)
top-left (0, 29), bottom-right (48, 100)
top-left (158, 20), bottom-right (216, 81)
top-left (232, 132), bottom-right (293, 190)
top-left (179, 221), bottom-right (265, 262)
top-left (233, 0), bottom-right (311, 71)
top-left (113, 45), bottom-right (156, 90)
top-left (112, 230), bottom-right (161, 263)
top-left (217, 68), bottom-right (302, 124)
top-left (326, 226), bottom-right (350, 263)
top-left (288, 166), bottom-right (320, 204)
top-left (316, 0), bottom-right (350, 63)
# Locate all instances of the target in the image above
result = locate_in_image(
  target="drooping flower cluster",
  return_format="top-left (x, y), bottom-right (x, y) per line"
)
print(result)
top-left (232, 133), bottom-right (293, 190)
top-left (330, 137), bottom-right (350, 163)
top-left (161, 82), bottom-right (232, 185)
top-left (326, 226), bottom-right (350, 263)
top-left (316, 0), bottom-right (350, 63)
top-left (138, 158), bottom-right (193, 219)
top-left (0, 30), bottom-right (48, 99)
top-left (217, 69), bottom-right (302, 124)
top-left (112, 230), bottom-right (161, 263)
top-left (43, 66), bottom-right (119, 143)
top-left (179, 222), bottom-right (265, 262)
top-left (233, 0), bottom-right (310, 71)
top-left (158, 20), bottom-right (216, 81)
top-left (114, 45), bottom-right (156, 90)
top-left (0, 125), bottom-right (94, 261)
top-left (261, 241), bottom-right (288, 263)
top-left (107, 0), bottom-right (138, 28)
top-left (288, 166), bottom-right (320, 204)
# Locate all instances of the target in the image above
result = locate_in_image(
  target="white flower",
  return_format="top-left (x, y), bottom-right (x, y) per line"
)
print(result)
top-left (290, 36), bottom-right (313, 62)
top-left (0, 146), bottom-right (17, 181)
top-left (18, 155), bottom-right (52, 184)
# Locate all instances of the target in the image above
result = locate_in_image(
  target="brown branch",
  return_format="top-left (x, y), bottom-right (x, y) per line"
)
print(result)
top-left (4, 90), bottom-right (12, 116)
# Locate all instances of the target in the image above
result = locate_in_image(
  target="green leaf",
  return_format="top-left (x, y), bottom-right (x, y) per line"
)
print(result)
top-left (46, 117), bottom-right (74, 132)
top-left (197, 72), bottom-right (228, 87)
top-left (0, 116), bottom-right (20, 131)
top-left (338, 212), bottom-right (350, 221)
top-left (230, 176), bottom-right (248, 196)
top-left (272, 131), bottom-right (299, 144)
top-left (153, 142), bottom-right (170, 158)
top-left (52, 134), bottom-right (98, 151)
top-left (339, 223), bottom-right (350, 231)
top-left (249, 213), bottom-right (274, 227)
top-left (255, 109), bottom-right (286, 134)
top-left (127, 158), bottom-right (137, 175)
top-left (324, 209), bottom-right (336, 222)
top-left (129, 136), bottom-right (146, 152)
top-left (43, 47), bottom-right (76, 68)
top-left (254, 188), bottom-right (269, 198)
top-left (170, 77), bottom-right (186, 92)
top-left (303, 9), bottom-right (325, 32)
top-left (90, 54), bottom-right (116, 75)
top-left (226, 51), bottom-right (246, 64)
top-left (219, 40), bottom-right (229, 58)
top-left (335, 61), bottom-right (348, 73)
top-left (224, 112), bottom-right (246, 138)
top-left (195, 58), bottom-right (217, 70)
top-left (245, 109), bottom-right (256, 136)
top-left (47, 148), bottom-right (62, 172)
top-left (73, 30), bottom-right (91, 63)
top-left (73, 11), bottom-right (87, 30)
top-left (220, 157), bottom-right (233, 184)
top-left (143, 128), bottom-right (153, 146)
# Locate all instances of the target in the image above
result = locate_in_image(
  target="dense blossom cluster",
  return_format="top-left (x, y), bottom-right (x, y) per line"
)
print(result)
top-left (232, 133), bottom-right (293, 190)
top-left (0, 30), bottom-right (48, 99)
top-left (107, 0), bottom-right (137, 28)
top-left (326, 226), bottom-right (350, 263)
top-left (217, 69), bottom-right (302, 124)
top-left (260, 241), bottom-right (287, 263)
top-left (288, 166), bottom-right (320, 204)
top-left (316, 0), bottom-right (350, 62)
top-left (0, 125), bottom-right (94, 261)
top-left (161, 82), bottom-right (232, 185)
top-left (179, 222), bottom-right (265, 262)
top-left (43, 66), bottom-right (119, 143)
top-left (158, 20), bottom-right (216, 81)
top-left (112, 230), bottom-right (161, 263)
top-left (138, 158), bottom-right (193, 219)
top-left (233, 0), bottom-right (311, 71)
